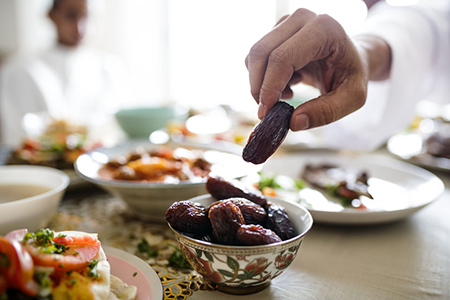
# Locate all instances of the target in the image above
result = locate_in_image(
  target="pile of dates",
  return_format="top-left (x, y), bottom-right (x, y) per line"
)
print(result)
top-left (165, 176), bottom-right (297, 246)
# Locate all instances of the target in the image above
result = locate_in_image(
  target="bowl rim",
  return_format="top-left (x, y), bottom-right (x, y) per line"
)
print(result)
top-left (167, 195), bottom-right (313, 250)
top-left (0, 165), bottom-right (70, 206)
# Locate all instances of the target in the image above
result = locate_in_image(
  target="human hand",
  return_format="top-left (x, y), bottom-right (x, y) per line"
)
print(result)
top-left (245, 8), bottom-right (372, 131)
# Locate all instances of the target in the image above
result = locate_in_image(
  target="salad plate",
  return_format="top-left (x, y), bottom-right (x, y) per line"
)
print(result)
top-left (260, 151), bottom-right (445, 225)
top-left (105, 246), bottom-right (163, 300)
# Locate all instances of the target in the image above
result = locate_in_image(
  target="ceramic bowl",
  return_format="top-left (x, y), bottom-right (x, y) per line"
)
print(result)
top-left (0, 165), bottom-right (70, 235)
top-left (74, 140), bottom-right (261, 222)
top-left (115, 106), bottom-right (188, 138)
top-left (168, 195), bottom-right (313, 295)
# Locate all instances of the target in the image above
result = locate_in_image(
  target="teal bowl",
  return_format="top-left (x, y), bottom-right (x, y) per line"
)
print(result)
top-left (115, 106), bottom-right (187, 138)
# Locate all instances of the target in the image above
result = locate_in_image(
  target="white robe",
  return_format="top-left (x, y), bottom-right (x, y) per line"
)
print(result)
top-left (322, 0), bottom-right (450, 151)
top-left (0, 45), bottom-right (125, 145)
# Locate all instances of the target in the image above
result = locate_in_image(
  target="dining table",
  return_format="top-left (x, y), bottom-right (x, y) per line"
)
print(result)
top-left (2, 144), bottom-right (449, 300)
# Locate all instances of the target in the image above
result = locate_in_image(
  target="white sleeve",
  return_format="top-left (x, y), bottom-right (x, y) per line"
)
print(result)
top-left (321, 1), bottom-right (450, 151)
top-left (0, 59), bottom-right (49, 146)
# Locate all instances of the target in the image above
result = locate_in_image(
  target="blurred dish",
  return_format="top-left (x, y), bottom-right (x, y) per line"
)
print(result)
top-left (0, 165), bottom-right (70, 235)
top-left (104, 246), bottom-right (163, 300)
top-left (387, 130), bottom-right (450, 172)
top-left (261, 151), bottom-right (444, 225)
top-left (6, 113), bottom-right (102, 188)
top-left (9, 113), bottom-right (101, 169)
top-left (167, 107), bottom-right (325, 153)
top-left (281, 129), bottom-right (325, 151)
top-left (75, 139), bottom-right (261, 222)
top-left (115, 106), bottom-right (188, 138)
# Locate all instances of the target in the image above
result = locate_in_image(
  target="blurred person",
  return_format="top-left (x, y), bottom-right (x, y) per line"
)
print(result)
top-left (246, 0), bottom-right (450, 151)
top-left (0, 0), bottom-right (126, 145)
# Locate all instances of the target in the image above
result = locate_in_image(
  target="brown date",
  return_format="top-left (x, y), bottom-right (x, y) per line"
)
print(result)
top-left (265, 203), bottom-right (296, 241)
top-left (220, 198), bottom-right (266, 225)
top-left (242, 101), bottom-right (294, 164)
top-left (208, 200), bottom-right (245, 245)
top-left (236, 224), bottom-right (282, 246)
top-left (206, 176), bottom-right (267, 207)
top-left (165, 201), bottom-right (211, 234)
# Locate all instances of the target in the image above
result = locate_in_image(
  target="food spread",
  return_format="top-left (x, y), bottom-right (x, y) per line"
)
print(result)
top-left (0, 229), bottom-right (136, 300)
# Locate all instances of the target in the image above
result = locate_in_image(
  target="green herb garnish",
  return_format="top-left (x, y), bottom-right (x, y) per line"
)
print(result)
top-left (132, 272), bottom-right (138, 277)
top-left (24, 228), bottom-right (69, 254)
top-left (257, 172), bottom-right (281, 190)
top-left (88, 259), bottom-right (99, 278)
top-left (69, 279), bottom-right (78, 286)
top-left (137, 238), bottom-right (158, 257)
top-left (34, 268), bottom-right (53, 297)
top-left (167, 244), bottom-right (191, 269)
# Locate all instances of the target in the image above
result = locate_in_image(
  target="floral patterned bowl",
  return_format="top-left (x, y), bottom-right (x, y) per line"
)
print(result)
top-left (168, 195), bottom-right (313, 295)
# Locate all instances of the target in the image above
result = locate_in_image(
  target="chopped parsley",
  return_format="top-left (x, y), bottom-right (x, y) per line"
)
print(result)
top-left (257, 172), bottom-right (281, 190)
top-left (34, 269), bottom-right (53, 297)
top-left (132, 272), bottom-right (138, 277)
top-left (88, 259), bottom-right (99, 278)
top-left (137, 238), bottom-right (158, 258)
top-left (167, 244), bottom-right (191, 269)
top-left (257, 172), bottom-right (306, 191)
top-left (0, 252), bottom-right (9, 267)
top-left (23, 228), bottom-right (69, 254)
top-left (69, 278), bottom-right (78, 286)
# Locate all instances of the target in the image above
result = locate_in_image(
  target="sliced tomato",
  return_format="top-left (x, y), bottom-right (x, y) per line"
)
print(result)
top-left (52, 232), bottom-right (98, 246)
top-left (0, 276), bottom-right (7, 295)
top-left (5, 229), bottom-right (28, 242)
top-left (0, 237), bottom-right (38, 296)
top-left (26, 240), bottom-right (101, 272)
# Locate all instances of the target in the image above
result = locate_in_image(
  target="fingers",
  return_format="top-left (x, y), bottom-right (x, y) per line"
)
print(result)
top-left (275, 14), bottom-right (290, 26)
top-left (257, 14), bottom-right (345, 119)
top-left (246, 8), bottom-right (317, 108)
top-left (290, 77), bottom-right (367, 131)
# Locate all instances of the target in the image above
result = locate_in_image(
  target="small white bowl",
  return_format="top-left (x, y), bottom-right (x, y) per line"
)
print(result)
top-left (0, 165), bottom-right (70, 235)
top-left (168, 195), bottom-right (313, 294)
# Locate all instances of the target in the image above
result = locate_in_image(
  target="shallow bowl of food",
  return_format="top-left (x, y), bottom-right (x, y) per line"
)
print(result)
top-left (167, 195), bottom-right (313, 294)
top-left (0, 165), bottom-right (70, 235)
top-left (74, 139), bottom-right (261, 222)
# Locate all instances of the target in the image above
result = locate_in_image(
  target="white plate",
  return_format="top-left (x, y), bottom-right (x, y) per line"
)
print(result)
top-left (261, 151), bottom-right (445, 225)
top-left (104, 246), bottom-right (163, 300)
top-left (387, 131), bottom-right (450, 172)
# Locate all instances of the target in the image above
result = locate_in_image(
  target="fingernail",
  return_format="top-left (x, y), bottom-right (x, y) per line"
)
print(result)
top-left (258, 103), bottom-right (267, 119)
top-left (293, 114), bottom-right (309, 131)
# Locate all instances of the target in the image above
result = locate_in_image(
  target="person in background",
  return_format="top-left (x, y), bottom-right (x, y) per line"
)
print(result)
top-left (246, 0), bottom-right (450, 151)
top-left (0, 0), bottom-right (126, 145)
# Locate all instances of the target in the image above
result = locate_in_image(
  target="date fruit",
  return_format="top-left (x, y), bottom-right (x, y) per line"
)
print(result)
top-left (236, 224), bottom-right (282, 246)
top-left (206, 176), bottom-right (267, 207)
top-left (208, 200), bottom-right (245, 245)
top-left (243, 101), bottom-right (294, 164)
top-left (222, 198), bottom-right (267, 225)
top-left (266, 203), bottom-right (296, 241)
top-left (165, 201), bottom-right (211, 234)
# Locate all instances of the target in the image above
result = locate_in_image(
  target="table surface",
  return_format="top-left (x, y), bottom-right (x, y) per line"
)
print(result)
top-left (4, 146), bottom-right (449, 300)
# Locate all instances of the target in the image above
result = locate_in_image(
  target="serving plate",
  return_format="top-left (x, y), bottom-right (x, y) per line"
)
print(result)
top-left (75, 139), bottom-right (261, 186)
top-left (75, 139), bottom-right (261, 221)
top-left (261, 151), bottom-right (445, 225)
top-left (105, 246), bottom-right (163, 300)
top-left (387, 131), bottom-right (450, 172)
